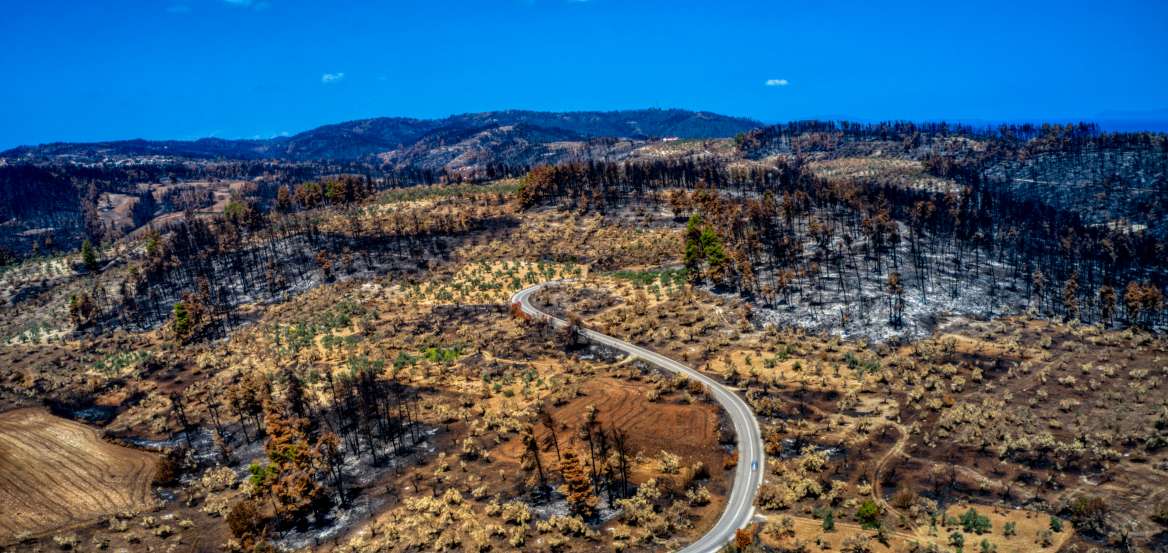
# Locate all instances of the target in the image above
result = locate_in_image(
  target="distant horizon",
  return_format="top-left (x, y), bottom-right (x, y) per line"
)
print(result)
top-left (4, 106), bottom-right (1168, 151)
top-left (3, 0), bottom-right (1166, 149)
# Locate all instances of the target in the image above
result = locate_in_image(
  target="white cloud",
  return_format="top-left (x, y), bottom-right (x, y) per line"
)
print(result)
top-left (321, 72), bottom-right (346, 84)
top-left (765, 79), bottom-right (790, 87)
top-left (222, 0), bottom-right (269, 8)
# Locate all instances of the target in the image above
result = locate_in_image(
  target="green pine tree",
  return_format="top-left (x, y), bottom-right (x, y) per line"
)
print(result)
top-left (699, 227), bottom-right (728, 282)
top-left (684, 214), bottom-right (705, 281)
top-left (172, 301), bottom-right (192, 339)
top-left (81, 239), bottom-right (98, 272)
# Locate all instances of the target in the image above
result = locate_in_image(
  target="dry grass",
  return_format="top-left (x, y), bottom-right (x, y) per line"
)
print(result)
top-left (760, 503), bottom-right (1070, 553)
top-left (455, 209), bottom-right (682, 271)
top-left (806, 156), bottom-right (961, 193)
top-left (402, 260), bottom-right (585, 305)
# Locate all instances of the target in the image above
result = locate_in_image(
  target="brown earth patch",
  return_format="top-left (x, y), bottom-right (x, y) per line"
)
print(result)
top-left (494, 374), bottom-right (732, 546)
top-left (496, 376), bottom-right (724, 473)
top-left (0, 408), bottom-right (156, 544)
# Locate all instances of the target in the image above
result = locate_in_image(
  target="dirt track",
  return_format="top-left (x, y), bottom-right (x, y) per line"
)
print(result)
top-left (0, 408), bottom-right (156, 543)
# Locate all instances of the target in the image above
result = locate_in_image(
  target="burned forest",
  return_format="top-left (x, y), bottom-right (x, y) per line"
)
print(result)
top-left (1, 114), bottom-right (1166, 553)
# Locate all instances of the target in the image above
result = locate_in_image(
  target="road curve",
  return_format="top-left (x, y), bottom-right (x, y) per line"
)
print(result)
top-left (511, 282), bottom-right (765, 553)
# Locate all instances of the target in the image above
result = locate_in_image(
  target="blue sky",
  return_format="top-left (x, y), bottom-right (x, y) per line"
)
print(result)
top-left (2, 0), bottom-right (1166, 148)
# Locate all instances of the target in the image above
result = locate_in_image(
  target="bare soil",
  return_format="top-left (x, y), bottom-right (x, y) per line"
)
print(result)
top-left (0, 408), bottom-right (157, 544)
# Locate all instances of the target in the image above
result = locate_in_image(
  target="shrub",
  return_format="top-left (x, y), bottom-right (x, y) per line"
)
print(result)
top-left (841, 533), bottom-right (872, 553)
top-left (537, 515), bottom-right (595, 538)
top-left (508, 526), bottom-right (527, 548)
top-left (856, 499), bottom-right (881, 529)
top-left (501, 501), bottom-right (532, 525)
top-left (960, 508), bottom-right (992, 534)
top-left (616, 480), bottom-right (662, 527)
top-left (52, 534), bottom-right (80, 550)
top-left (152, 448), bottom-right (184, 486)
top-left (763, 516), bottom-right (796, 540)
top-left (1154, 501), bottom-right (1168, 527)
top-left (461, 437), bottom-right (483, 460)
top-left (1048, 516), bottom-right (1063, 532)
top-left (734, 527), bottom-right (755, 549)
top-left (226, 500), bottom-right (264, 544)
top-left (687, 485), bottom-right (711, 506)
top-left (757, 483), bottom-right (790, 510)
top-left (891, 488), bottom-right (917, 510)
top-left (657, 450), bottom-right (681, 474)
top-left (1068, 496), bottom-right (1107, 534)
top-left (949, 530), bottom-right (965, 551)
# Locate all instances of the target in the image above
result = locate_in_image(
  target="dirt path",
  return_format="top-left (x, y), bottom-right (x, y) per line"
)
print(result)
top-left (0, 408), bottom-right (157, 544)
top-left (871, 421), bottom-right (908, 519)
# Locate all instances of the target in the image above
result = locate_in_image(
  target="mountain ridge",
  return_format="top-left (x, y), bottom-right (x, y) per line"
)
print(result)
top-left (1, 109), bottom-right (762, 162)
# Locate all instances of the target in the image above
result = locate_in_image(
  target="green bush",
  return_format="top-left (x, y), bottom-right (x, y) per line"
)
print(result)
top-left (960, 508), bottom-right (992, 534)
top-left (948, 530), bottom-right (965, 552)
top-left (856, 499), bottom-right (881, 529)
top-left (1002, 521), bottom-right (1016, 537)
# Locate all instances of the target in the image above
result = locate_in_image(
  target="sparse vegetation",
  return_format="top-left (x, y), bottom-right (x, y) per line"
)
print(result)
top-left (1, 117), bottom-right (1165, 553)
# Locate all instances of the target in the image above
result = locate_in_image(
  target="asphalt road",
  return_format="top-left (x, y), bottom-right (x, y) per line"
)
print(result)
top-left (511, 282), bottom-right (765, 553)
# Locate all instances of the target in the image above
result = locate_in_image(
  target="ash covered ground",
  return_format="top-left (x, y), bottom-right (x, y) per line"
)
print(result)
top-left (745, 221), bottom-right (1032, 342)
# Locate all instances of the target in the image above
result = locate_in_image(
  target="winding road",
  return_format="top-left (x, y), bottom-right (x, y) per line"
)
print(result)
top-left (511, 282), bottom-right (765, 553)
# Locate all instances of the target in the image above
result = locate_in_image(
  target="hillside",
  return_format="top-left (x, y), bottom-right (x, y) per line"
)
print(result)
top-left (0, 109), bottom-right (761, 162)
top-left (1, 155), bottom-right (1165, 552)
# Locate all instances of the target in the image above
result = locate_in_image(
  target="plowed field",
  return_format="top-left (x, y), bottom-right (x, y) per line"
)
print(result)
top-left (0, 408), bottom-right (156, 543)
